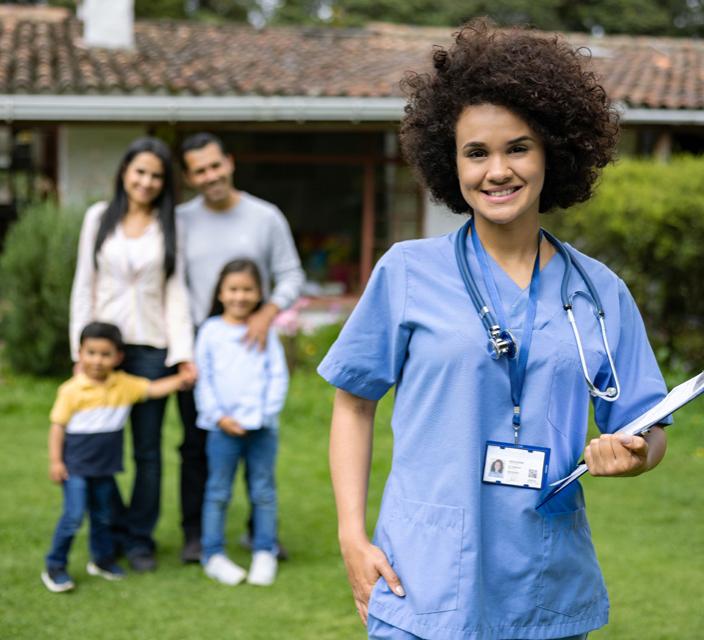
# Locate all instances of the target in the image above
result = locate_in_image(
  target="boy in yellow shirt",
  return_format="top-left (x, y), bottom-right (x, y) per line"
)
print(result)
top-left (42, 322), bottom-right (186, 593)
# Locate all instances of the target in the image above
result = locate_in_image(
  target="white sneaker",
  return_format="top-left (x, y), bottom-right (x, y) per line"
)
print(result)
top-left (203, 554), bottom-right (246, 586)
top-left (247, 551), bottom-right (277, 586)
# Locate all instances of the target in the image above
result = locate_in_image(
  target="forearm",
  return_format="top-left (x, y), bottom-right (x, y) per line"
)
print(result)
top-left (643, 425), bottom-right (667, 471)
top-left (329, 389), bottom-right (377, 545)
top-left (270, 266), bottom-right (305, 311)
top-left (257, 302), bottom-right (280, 326)
top-left (147, 374), bottom-right (183, 399)
top-left (48, 423), bottom-right (65, 463)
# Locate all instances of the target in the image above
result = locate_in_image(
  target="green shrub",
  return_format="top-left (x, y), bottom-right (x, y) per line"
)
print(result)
top-left (0, 201), bottom-right (82, 375)
top-left (545, 155), bottom-right (704, 372)
top-left (293, 322), bottom-right (344, 372)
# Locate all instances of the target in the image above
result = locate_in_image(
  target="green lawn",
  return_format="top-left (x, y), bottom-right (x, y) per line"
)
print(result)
top-left (1, 369), bottom-right (702, 639)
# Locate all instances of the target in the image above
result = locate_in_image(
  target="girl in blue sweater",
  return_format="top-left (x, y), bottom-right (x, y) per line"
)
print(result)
top-left (195, 259), bottom-right (289, 586)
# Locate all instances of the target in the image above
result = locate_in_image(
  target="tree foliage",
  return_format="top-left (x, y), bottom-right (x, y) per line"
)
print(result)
top-left (270, 0), bottom-right (704, 36)
top-left (36, 0), bottom-right (704, 35)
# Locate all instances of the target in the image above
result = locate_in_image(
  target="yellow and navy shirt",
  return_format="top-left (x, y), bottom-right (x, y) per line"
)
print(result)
top-left (50, 372), bottom-right (150, 477)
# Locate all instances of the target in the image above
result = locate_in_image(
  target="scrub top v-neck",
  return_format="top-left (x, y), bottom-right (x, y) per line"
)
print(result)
top-left (319, 226), bottom-right (669, 640)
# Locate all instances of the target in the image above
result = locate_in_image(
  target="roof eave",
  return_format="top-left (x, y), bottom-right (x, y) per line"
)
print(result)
top-left (2, 95), bottom-right (703, 126)
top-left (617, 103), bottom-right (704, 125)
top-left (0, 94), bottom-right (406, 123)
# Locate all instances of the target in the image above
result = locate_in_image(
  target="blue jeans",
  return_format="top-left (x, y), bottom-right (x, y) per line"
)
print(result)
top-left (46, 475), bottom-right (114, 569)
top-left (367, 616), bottom-right (588, 639)
top-left (112, 345), bottom-right (172, 556)
top-left (201, 428), bottom-right (278, 562)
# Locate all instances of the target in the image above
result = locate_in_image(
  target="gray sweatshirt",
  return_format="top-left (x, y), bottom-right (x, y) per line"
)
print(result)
top-left (177, 192), bottom-right (305, 326)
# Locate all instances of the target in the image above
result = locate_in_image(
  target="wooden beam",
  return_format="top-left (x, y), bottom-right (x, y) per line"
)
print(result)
top-left (360, 161), bottom-right (375, 288)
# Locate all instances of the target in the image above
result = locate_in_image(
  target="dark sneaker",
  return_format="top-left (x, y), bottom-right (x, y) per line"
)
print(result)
top-left (41, 568), bottom-right (75, 593)
top-left (127, 553), bottom-right (156, 573)
top-left (276, 542), bottom-right (290, 562)
top-left (181, 538), bottom-right (201, 564)
top-left (86, 560), bottom-right (126, 581)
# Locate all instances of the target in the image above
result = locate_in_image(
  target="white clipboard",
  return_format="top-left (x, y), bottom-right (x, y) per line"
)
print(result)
top-left (536, 370), bottom-right (704, 509)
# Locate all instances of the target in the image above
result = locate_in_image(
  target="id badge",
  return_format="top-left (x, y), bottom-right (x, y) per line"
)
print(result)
top-left (482, 441), bottom-right (550, 490)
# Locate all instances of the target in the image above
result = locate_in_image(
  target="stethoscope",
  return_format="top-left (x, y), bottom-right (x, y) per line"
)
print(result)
top-left (454, 218), bottom-right (621, 402)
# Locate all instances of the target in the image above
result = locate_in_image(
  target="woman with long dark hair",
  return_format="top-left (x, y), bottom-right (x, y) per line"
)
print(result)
top-left (70, 137), bottom-right (196, 572)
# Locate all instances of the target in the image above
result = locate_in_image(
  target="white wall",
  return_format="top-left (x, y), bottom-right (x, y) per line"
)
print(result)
top-left (423, 191), bottom-right (466, 237)
top-left (57, 125), bottom-right (147, 208)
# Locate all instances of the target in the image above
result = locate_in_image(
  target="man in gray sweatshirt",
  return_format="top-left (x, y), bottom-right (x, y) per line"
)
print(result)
top-left (176, 132), bottom-right (305, 562)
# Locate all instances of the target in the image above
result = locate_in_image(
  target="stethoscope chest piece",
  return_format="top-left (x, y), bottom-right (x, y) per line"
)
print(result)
top-left (487, 328), bottom-right (518, 360)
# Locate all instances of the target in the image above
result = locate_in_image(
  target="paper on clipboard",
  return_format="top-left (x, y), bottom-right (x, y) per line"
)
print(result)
top-left (536, 370), bottom-right (704, 509)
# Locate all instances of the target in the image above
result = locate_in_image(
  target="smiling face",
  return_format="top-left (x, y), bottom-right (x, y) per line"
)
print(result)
top-left (218, 270), bottom-right (262, 323)
top-left (183, 142), bottom-right (235, 208)
top-left (122, 152), bottom-right (165, 209)
top-left (78, 337), bottom-right (123, 382)
top-left (455, 104), bottom-right (545, 228)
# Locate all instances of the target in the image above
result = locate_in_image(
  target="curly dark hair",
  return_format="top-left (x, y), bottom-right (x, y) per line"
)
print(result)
top-left (399, 19), bottom-right (620, 214)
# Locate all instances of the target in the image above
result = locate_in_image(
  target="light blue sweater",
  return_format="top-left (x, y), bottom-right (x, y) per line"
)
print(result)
top-left (194, 317), bottom-right (289, 430)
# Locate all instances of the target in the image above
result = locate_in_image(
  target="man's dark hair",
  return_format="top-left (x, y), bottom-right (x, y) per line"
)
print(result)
top-left (180, 132), bottom-right (228, 168)
top-left (79, 322), bottom-right (125, 352)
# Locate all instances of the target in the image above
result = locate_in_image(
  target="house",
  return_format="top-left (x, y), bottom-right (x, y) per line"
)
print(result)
top-left (1, 2), bottom-right (703, 291)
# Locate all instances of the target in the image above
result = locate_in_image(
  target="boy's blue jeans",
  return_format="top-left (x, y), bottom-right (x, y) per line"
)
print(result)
top-left (201, 428), bottom-right (278, 563)
top-left (46, 475), bottom-right (114, 569)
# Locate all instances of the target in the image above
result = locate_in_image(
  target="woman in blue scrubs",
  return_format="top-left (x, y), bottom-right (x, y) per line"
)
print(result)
top-left (318, 20), bottom-right (669, 640)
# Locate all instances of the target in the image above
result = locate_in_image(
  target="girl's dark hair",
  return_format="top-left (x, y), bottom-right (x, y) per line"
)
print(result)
top-left (399, 19), bottom-right (620, 214)
top-left (208, 259), bottom-right (263, 317)
top-left (94, 137), bottom-right (176, 277)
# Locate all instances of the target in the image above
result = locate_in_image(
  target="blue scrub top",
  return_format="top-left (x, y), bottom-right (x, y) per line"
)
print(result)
top-left (318, 225), bottom-right (670, 640)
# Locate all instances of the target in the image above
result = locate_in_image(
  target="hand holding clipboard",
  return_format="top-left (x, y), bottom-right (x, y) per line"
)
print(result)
top-left (537, 371), bottom-right (704, 509)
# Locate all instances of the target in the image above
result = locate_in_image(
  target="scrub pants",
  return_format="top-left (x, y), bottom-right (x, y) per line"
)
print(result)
top-left (112, 345), bottom-right (172, 557)
top-left (367, 615), bottom-right (588, 640)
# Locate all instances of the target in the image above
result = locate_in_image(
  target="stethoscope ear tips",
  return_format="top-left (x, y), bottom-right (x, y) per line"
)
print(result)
top-left (606, 387), bottom-right (617, 398)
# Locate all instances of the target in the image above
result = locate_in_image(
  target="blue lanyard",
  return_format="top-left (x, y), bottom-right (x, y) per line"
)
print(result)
top-left (469, 219), bottom-right (542, 444)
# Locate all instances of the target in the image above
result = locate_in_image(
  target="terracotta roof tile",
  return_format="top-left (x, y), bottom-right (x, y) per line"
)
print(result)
top-left (0, 12), bottom-right (704, 110)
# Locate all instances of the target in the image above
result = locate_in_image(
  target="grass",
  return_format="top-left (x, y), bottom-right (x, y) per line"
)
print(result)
top-left (0, 368), bottom-right (702, 639)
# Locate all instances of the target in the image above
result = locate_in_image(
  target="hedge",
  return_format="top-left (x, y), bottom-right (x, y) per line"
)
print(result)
top-left (0, 201), bottom-right (82, 376)
top-left (545, 155), bottom-right (704, 372)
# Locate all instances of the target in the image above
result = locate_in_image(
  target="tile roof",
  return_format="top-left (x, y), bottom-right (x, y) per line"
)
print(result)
top-left (1, 10), bottom-right (704, 110)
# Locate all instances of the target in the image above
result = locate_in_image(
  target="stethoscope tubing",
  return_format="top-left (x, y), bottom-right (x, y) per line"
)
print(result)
top-left (454, 217), bottom-right (620, 402)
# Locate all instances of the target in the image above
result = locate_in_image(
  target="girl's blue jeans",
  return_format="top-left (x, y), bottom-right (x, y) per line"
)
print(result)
top-left (46, 475), bottom-right (114, 569)
top-left (201, 428), bottom-right (278, 563)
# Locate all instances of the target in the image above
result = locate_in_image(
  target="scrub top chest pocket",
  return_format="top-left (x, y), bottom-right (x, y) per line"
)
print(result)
top-left (547, 294), bottom-right (610, 440)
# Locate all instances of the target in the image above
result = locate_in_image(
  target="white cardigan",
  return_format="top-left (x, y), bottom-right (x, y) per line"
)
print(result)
top-left (70, 201), bottom-right (194, 367)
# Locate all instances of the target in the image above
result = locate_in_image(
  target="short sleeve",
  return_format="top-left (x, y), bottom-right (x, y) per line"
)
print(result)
top-left (593, 278), bottom-right (672, 433)
top-left (116, 372), bottom-right (151, 405)
top-left (49, 384), bottom-right (74, 425)
top-left (317, 244), bottom-right (411, 401)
